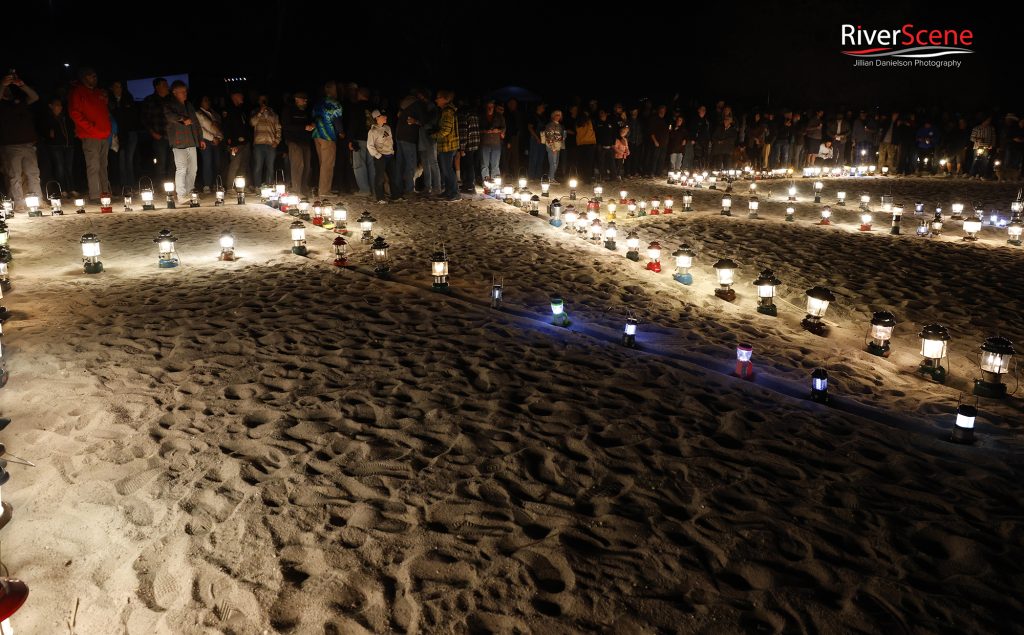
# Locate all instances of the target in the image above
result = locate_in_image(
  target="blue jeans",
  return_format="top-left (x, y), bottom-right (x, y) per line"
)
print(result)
top-left (352, 141), bottom-right (375, 194)
top-left (771, 141), bottom-right (790, 168)
top-left (48, 145), bottom-right (75, 193)
top-left (438, 150), bottom-right (457, 198)
top-left (172, 146), bottom-right (198, 199)
top-left (396, 140), bottom-right (417, 198)
top-left (118, 131), bottom-right (138, 188)
top-left (545, 146), bottom-right (559, 181)
top-left (252, 144), bottom-right (275, 186)
top-left (480, 145), bottom-right (501, 179)
top-left (528, 137), bottom-right (545, 180)
top-left (200, 142), bottom-right (222, 188)
top-left (420, 140), bottom-right (440, 193)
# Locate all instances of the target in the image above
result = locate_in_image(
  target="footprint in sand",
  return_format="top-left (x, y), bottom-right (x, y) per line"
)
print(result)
top-left (134, 536), bottom-right (191, 611)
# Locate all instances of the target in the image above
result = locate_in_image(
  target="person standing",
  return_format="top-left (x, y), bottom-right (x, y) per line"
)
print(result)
top-left (345, 87), bottom-right (374, 196)
top-left (542, 110), bottom-right (565, 183)
top-left (627, 107), bottom-right (645, 177)
top-left (142, 77), bottom-right (172, 180)
top-left (68, 67), bottom-right (113, 201)
top-left (417, 89), bottom-right (440, 196)
top-left (668, 114), bottom-right (690, 173)
top-left (969, 115), bottom-right (996, 179)
top-left (574, 111), bottom-right (596, 182)
top-left (223, 90), bottom-right (252, 189)
top-left (164, 80), bottom-right (204, 203)
top-left (526, 103), bottom-right (547, 181)
top-left (803, 109), bottom-right (823, 166)
top-left (829, 111), bottom-right (851, 167)
top-left (394, 91), bottom-right (423, 199)
top-left (613, 125), bottom-right (630, 181)
top-left (646, 105), bottom-right (670, 177)
top-left (458, 103), bottom-right (481, 193)
top-left (710, 116), bottom-right (738, 170)
top-left (195, 96), bottom-right (223, 192)
top-left (479, 99), bottom-right (505, 181)
top-left (250, 95), bottom-right (281, 187)
top-left (594, 109), bottom-right (617, 181)
top-left (915, 121), bottom-right (939, 175)
top-left (691, 105), bottom-right (712, 170)
top-left (366, 109), bottom-right (395, 203)
top-left (281, 92), bottom-right (314, 195)
top-left (41, 96), bottom-right (76, 195)
top-left (110, 80), bottom-right (142, 189)
top-left (0, 71), bottom-right (41, 210)
top-left (433, 90), bottom-right (460, 201)
top-left (502, 97), bottom-right (523, 178)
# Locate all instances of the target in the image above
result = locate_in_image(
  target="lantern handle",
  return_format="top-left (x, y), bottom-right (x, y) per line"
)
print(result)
top-left (45, 179), bottom-right (63, 200)
top-left (138, 176), bottom-right (154, 192)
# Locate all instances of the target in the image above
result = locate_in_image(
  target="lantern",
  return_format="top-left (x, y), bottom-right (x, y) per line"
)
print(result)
top-left (289, 221), bottom-right (308, 256)
top-left (603, 222), bottom-right (617, 250)
top-left (502, 185), bottom-right (515, 204)
top-left (588, 218), bottom-right (603, 243)
top-left (810, 368), bottom-right (829, 404)
top-left (550, 296), bottom-right (570, 327)
top-left (618, 189), bottom-right (628, 204)
top-left (836, 191), bottom-right (846, 206)
top-left (311, 200), bottom-right (324, 226)
top-left (650, 199), bottom-right (661, 216)
top-left (819, 206), bottom-right (832, 225)
top-left (518, 176), bottom-right (528, 192)
top-left (260, 184), bottom-right (273, 202)
top-left (371, 236), bottom-right (391, 276)
top-left (914, 201), bottom-right (924, 215)
top-left (490, 275), bottom-right (503, 308)
top-left (713, 258), bottom-right (737, 301)
top-left (25, 194), bottom-right (41, 217)
top-left (890, 203), bottom-right (903, 234)
top-left (574, 207), bottom-right (590, 234)
top-left (333, 205), bottom-right (349, 234)
top-left (0, 223), bottom-right (7, 246)
top-left (867, 311), bottom-right (896, 357)
top-left (297, 198), bottom-right (311, 220)
top-left (0, 195), bottom-right (11, 218)
top-left (568, 178), bottom-right (578, 200)
top-left (916, 219), bottom-right (929, 237)
top-left (645, 241), bottom-right (662, 273)
top-left (332, 236), bottom-right (348, 267)
top-left (622, 316), bottom-right (638, 348)
top-left (100, 193), bottom-right (113, 213)
top-left (47, 184), bottom-right (64, 215)
top-left (749, 182), bottom-right (757, 194)
top-left (663, 197), bottom-right (674, 214)
top-left (637, 199), bottom-right (648, 216)
top-left (859, 212), bottom-right (872, 232)
top-left (859, 193), bottom-right (870, 210)
top-left (140, 185), bottom-right (155, 210)
top-left (234, 176), bottom-right (246, 204)
top-left (184, 189), bottom-right (197, 208)
top-left (605, 201), bottom-right (617, 221)
top-left (154, 229), bottom-right (179, 268)
top-left (214, 183), bottom-right (226, 206)
top-left (163, 181), bottom-right (176, 208)
top-left (721, 195), bottom-right (732, 216)
top-left (952, 402), bottom-right (976, 444)
top-left (592, 184), bottom-right (603, 201)
top-left (950, 202), bottom-right (964, 220)
top-left (540, 178), bottom-right (550, 198)
top-left (785, 206), bottom-right (795, 222)
top-left (491, 177), bottom-right (501, 197)
top-left (918, 323), bottom-right (950, 383)
top-left (801, 286), bottom-right (835, 336)
top-left (962, 217), bottom-right (982, 241)
top-left (747, 197), bottom-right (759, 219)
top-left (879, 195), bottom-right (892, 214)
top-left (672, 245), bottom-right (695, 285)
top-left (787, 183), bottom-right (797, 201)
top-left (563, 204), bottom-right (578, 231)
top-left (626, 200), bottom-right (637, 217)
top-left (683, 190), bottom-right (693, 212)
top-left (358, 211), bottom-right (376, 242)
top-left (735, 343), bottom-right (753, 379)
top-left (974, 336), bottom-right (1014, 398)
top-left (708, 175), bottom-right (718, 190)
top-left (752, 268), bottom-right (780, 316)
top-left (517, 191), bottom-right (529, 209)
top-left (549, 199), bottom-right (563, 227)
top-left (1008, 219), bottom-right (1023, 245)
top-left (813, 180), bottom-right (823, 203)
top-left (212, 231), bottom-right (235, 261)
top-left (625, 231), bottom-right (641, 262)
top-left (930, 208), bottom-right (943, 235)
top-left (0, 246), bottom-right (10, 291)
top-left (322, 203), bottom-right (336, 230)
top-left (75, 198), bottom-right (86, 214)
top-left (80, 233), bottom-right (103, 274)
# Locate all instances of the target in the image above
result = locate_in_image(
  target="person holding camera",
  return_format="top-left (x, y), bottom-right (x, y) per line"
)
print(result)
top-left (0, 70), bottom-right (41, 211)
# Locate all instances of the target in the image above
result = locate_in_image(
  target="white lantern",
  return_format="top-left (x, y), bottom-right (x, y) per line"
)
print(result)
top-left (918, 323), bottom-right (950, 383)
top-left (81, 233), bottom-right (103, 274)
top-left (155, 230), bottom-right (179, 268)
top-left (963, 218), bottom-right (982, 241)
top-left (358, 211), bottom-right (376, 242)
top-left (801, 286), bottom-right (836, 336)
top-left (234, 176), bottom-right (246, 204)
top-left (219, 232), bottom-right (235, 261)
top-left (431, 250), bottom-right (449, 291)
top-left (371, 236), bottom-right (391, 276)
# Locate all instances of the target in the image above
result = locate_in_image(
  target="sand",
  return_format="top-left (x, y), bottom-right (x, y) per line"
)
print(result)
top-left (1, 174), bottom-right (1022, 634)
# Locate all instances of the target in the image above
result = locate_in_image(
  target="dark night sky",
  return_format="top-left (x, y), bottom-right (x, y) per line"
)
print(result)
top-left (5, 0), bottom-right (1020, 110)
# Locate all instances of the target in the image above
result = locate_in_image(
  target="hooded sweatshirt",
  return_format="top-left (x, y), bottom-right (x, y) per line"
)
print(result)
top-left (366, 122), bottom-right (394, 158)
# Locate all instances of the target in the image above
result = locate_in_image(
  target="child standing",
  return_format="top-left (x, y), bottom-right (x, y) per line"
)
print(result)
top-left (613, 125), bottom-right (630, 181)
top-left (367, 109), bottom-right (395, 203)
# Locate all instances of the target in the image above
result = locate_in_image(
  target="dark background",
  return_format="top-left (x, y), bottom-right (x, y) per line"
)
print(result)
top-left (4, 0), bottom-right (1019, 110)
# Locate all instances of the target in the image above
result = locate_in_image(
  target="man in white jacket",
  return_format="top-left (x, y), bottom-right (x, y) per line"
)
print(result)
top-left (366, 109), bottom-right (396, 203)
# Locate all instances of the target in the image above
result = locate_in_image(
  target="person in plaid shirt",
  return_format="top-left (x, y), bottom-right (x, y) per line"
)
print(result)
top-left (458, 103), bottom-right (481, 193)
top-left (433, 90), bottom-right (460, 201)
top-left (164, 80), bottom-right (205, 202)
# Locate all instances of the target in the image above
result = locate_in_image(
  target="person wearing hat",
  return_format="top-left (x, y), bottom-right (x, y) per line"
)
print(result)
top-left (282, 92), bottom-right (314, 196)
top-left (366, 109), bottom-right (395, 203)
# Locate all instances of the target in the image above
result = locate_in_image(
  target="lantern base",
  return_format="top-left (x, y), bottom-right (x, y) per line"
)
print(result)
top-left (917, 363), bottom-right (947, 383)
top-left (649, 209), bottom-right (660, 215)
top-left (76, 208), bottom-right (86, 214)
top-left (83, 261), bottom-right (104, 274)
top-left (836, 201), bottom-right (845, 206)
top-left (311, 218), bottom-right (324, 226)
top-left (756, 305), bottom-right (778, 317)
top-left (166, 201), bottom-right (176, 209)
top-left (291, 246), bottom-right (308, 257)
top-left (709, 184), bottom-right (717, 190)
top-left (27, 210), bottom-right (43, 218)
top-left (541, 192), bottom-right (549, 198)
top-left (335, 227), bottom-right (351, 235)
top-left (866, 342), bottom-right (891, 357)
top-left (432, 282), bottom-right (451, 293)
top-left (52, 209), bottom-right (64, 216)
top-left (734, 361), bottom-right (753, 380)
top-left (158, 258), bottom-right (179, 268)
top-left (529, 210), bottom-right (539, 217)
top-left (333, 257), bottom-right (349, 267)
top-left (549, 219), bottom-right (562, 228)
top-left (814, 195), bottom-right (821, 204)
top-left (214, 201), bottom-right (224, 207)
top-left (715, 288), bottom-right (736, 302)
top-left (788, 197), bottom-right (796, 202)
top-left (190, 201), bottom-right (200, 208)
top-left (801, 317), bottom-right (829, 337)
top-left (622, 334), bottom-right (636, 348)
top-left (890, 226), bottom-right (901, 235)
top-left (646, 262), bottom-right (662, 273)
top-left (950, 214), bottom-right (963, 221)
top-left (269, 200), bottom-right (280, 209)
top-left (100, 206), bottom-right (113, 213)
top-left (786, 215), bottom-right (795, 222)
top-left (552, 314), bottom-right (571, 328)
top-left (626, 252), bottom-right (640, 262)
top-left (810, 389), bottom-right (830, 404)
top-left (236, 196), bottom-right (246, 205)
top-left (673, 273), bottom-right (693, 285)
top-left (374, 266), bottom-right (391, 278)
top-left (604, 240), bottom-right (616, 250)
top-left (663, 208), bottom-right (672, 215)
top-left (951, 425), bottom-right (975, 444)
top-left (219, 251), bottom-right (235, 262)
top-left (818, 219), bottom-right (831, 225)
top-left (859, 224), bottom-right (872, 232)
top-left (142, 204), bottom-right (155, 211)
top-left (322, 222), bottom-right (336, 230)
top-left (962, 235), bottom-right (978, 242)
top-left (684, 206), bottom-right (693, 212)
top-left (973, 379), bottom-right (1007, 399)
top-left (720, 210), bottom-right (731, 216)
top-left (1008, 239), bottom-right (1022, 246)
top-left (748, 212), bottom-right (759, 220)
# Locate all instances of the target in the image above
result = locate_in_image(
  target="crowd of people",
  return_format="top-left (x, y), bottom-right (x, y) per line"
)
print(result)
top-left (3, 68), bottom-right (1024, 212)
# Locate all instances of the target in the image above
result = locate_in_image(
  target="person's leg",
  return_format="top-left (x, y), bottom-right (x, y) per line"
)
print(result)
top-left (124, 131), bottom-right (138, 189)
top-left (288, 142), bottom-right (302, 193)
top-left (427, 142), bottom-right (441, 193)
top-left (172, 147), bottom-right (188, 198)
top-left (185, 146), bottom-right (198, 194)
top-left (527, 138), bottom-right (542, 180)
top-left (98, 138), bottom-right (111, 193)
top-left (81, 138), bottom-right (101, 199)
top-left (252, 144), bottom-right (266, 186)
top-left (299, 144), bottom-right (311, 195)
top-left (546, 146), bottom-right (558, 181)
top-left (352, 142), bottom-right (370, 194)
top-left (201, 143), bottom-right (213, 189)
top-left (315, 139), bottom-right (336, 195)
top-left (372, 156), bottom-right (386, 200)
top-left (48, 146), bottom-right (67, 192)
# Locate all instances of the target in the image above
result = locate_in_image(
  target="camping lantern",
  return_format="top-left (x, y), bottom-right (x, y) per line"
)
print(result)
top-left (916, 219), bottom-right (929, 237)
top-left (163, 181), bottom-right (176, 208)
top-left (625, 231), bottom-right (641, 261)
top-left (332, 236), bottom-right (348, 267)
top-left (490, 275), bottom-right (503, 308)
top-left (358, 211), bottom-right (376, 242)
top-left (622, 316), bottom-right (638, 348)
top-left (787, 183), bottom-right (797, 201)
top-left (683, 191), bottom-right (693, 211)
top-left (218, 231), bottom-right (235, 261)
top-left (275, 182), bottom-right (285, 197)
top-left (550, 296), bottom-right (570, 327)
top-left (1008, 219), bottom-right (1023, 245)
top-left (311, 200), bottom-right (324, 226)
top-left (430, 250), bottom-right (450, 291)
top-left (801, 286), bottom-right (835, 336)
top-left (574, 208), bottom-right (590, 234)
top-left (371, 236), bottom-right (391, 276)
top-left (550, 199), bottom-right (563, 227)
top-left (603, 222), bottom-right (617, 250)
top-left (25, 194), bottom-right (41, 217)
top-left (502, 185), bottom-right (515, 204)
top-left (819, 206), bottom-right (832, 225)
top-left (918, 323), bottom-right (950, 383)
top-left (962, 217), bottom-right (982, 241)
top-left (951, 202), bottom-right (964, 220)
top-left (989, 210), bottom-right (1000, 226)
top-left (735, 343), bottom-right (753, 379)
top-left (117, 188), bottom-right (131, 212)
top-left (333, 205), bottom-right (349, 233)
top-left (50, 194), bottom-right (64, 216)
top-left (0, 195), bottom-right (11, 218)
top-left (952, 402), bottom-right (977, 444)
top-left (260, 184), bottom-right (272, 202)
top-left (974, 336), bottom-right (1014, 399)
top-left (592, 184), bottom-right (603, 201)
top-left (930, 209), bottom-right (943, 235)
top-left (297, 198), bottom-right (311, 220)
top-left (541, 178), bottom-right (550, 197)
top-left (721, 195), bottom-right (732, 216)
top-left (708, 175), bottom-right (718, 190)
top-left (859, 212), bottom-right (872, 231)
top-left (75, 198), bottom-right (86, 214)
top-left (672, 245), bottom-right (695, 285)
top-left (859, 194), bottom-right (870, 210)
top-left (836, 191), bottom-right (846, 206)
top-left (752, 268), bottom-right (781, 316)
top-left (813, 180), bottom-right (823, 203)
top-left (518, 176), bottom-right (528, 192)
top-left (645, 241), bottom-right (662, 273)
top-left (214, 183), bottom-right (225, 206)
top-left (0, 246), bottom-right (10, 290)
top-left (100, 193), bottom-right (112, 213)
top-left (810, 368), bottom-right (829, 404)
top-left (891, 203), bottom-right (903, 234)
top-left (189, 189), bottom-right (200, 208)
top-left (80, 233), bottom-right (103, 274)
top-left (636, 199), bottom-right (647, 216)
top-left (785, 206), bottom-right (795, 222)
top-left (46, 182), bottom-right (64, 215)
top-left (589, 218), bottom-right (603, 242)
top-left (563, 204), bottom-right (578, 231)
top-left (914, 201), bottom-right (924, 215)
top-left (154, 230), bottom-right (179, 268)
top-left (289, 221), bottom-right (307, 256)
top-left (568, 178), bottom-right (578, 200)
top-left (650, 199), bottom-right (661, 215)
top-left (0, 222), bottom-right (8, 246)
top-left (749, 182), bottom-right (757, 194)
top-left (880, 195), bottom-right (893, 213)
top-left (322, 203), bottom-right (336, 230)
top-left (663, 197), bottom-right (674, 214)
top-left (619, 189), bottom-right (628, 203)
top-left (516, 191), bottom-right (528, 209)
top-left (586, 200), bottom-right (600, 223)
top-left (713, 258), bottom-right (738, 301)
top-left (605, 201), bottom-right (617, 220)
top-left (747, 197), bottom-right (759, 219)
top-left (867, 311), bottom-right (896, 357)
top-left (626, 200), bottom-right (637, 217)
top-left (234, 176), bottom-right (246, 204)
top-left (140, 184), bottom-right (155, 210)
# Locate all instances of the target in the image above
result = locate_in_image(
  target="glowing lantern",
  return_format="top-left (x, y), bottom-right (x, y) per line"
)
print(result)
top-left (431, 250), bottom-right (450, 292)
top-left (25, 194), bottom-right (41, 217)
top-left (154, 229), bottom-right (179, 268)
top-left (518, 176), bottom-right (528, 192)
top-left (371, 236), bottom-right (391, 276)
top-left (867, 311), bottom-right (896, 357)
top-left (234, 176), bottom-right (246, 204)
top-left (568, 178), bottom-right (577, 200)
top-left (890, 203), bottom-right (903, 234)
top-left (75, 198), bottom-right (86, 214)
top-left (787, 183), bottom-right (797, 201)
top-left (626, 200), bottom-right (637, 217)
top-left (502, 185), bottom-right (515, 204)
top-left (785, 206), bottom-right (794, 222)
top-left (752, 268), bottom-right (780, 316)
top-left (0, 246), bottom-right (10, 291)
top-left (605, 201), bottom-right (617, 221)
top-left (563, 204), bottom-right (578, 231)
top-left (622, 317), bottom-right (638, 348)
top-left (637, 199), bottom-right (647, 216)
top-left (332, 236), bottom-right (348, 267)
top-left (140, 184), bottom-right (155, 210)
top-left (297, 198), bottom-right (311, 220)
top-left (163, 181), bottom-right (176, 208)
top-left (0, 195), bottom-right (11, 218)
top-left (625, 231), bottom-right (641, 261)
top-left (735, 343), bottom-right (753, 379)
top-left (950, 202), bottom-right (964, 220)
top-left (813, 180), bottom-right (823, 203)
top-left (859, 212), bottom-right (872, 231)
top-left (550, 296), bottom-right (570, 327)
top-left (810, 368), bottom-right (829, 404)
top-left (189, 189), bottom-right (200, 208)
top-left (650, 199), bottom-right (661, 215)
top-left (747, 197), bottom-right (759, 219)
top-left (819, 206), bottom-right (832, 225)
top-left (952, 402), bottom-right (977, 444)
top-left (358, 211), bottom-right (376, 242)
top-left (672, 244), bottom-right (695, 285)
top-left (801, 286), bottom-right (835, 336)
top-left (663, 197), bottom-right (673, 214)
top-left (311, 200), bottom-right (324, 226)
top-left (218, 231), bottom-right (235, 261)
top-left (645, 241), bottom-right (662, 273)
top-left (836, 191), bottom-right (846, 206)
top-left (618, 189), bottom-right (628, 203)
top-left (603, 222), bottom-right (617, 250)
top-left (46, 183), bottom-right (64, 215)
top-left (713, 258), bottom-right (737, 301)
top-left (0, 223), bottom-right (7, 246)
top-left (721, 195), bottom-right (732, 216)
top-left (880, 195), bottom-right (893, 213)
top-left (333, 205), bottom-right (349, 233)
top-left (322, 203), bottom-right (336, 230)
top-left (260, 184), bottom-right (272, 201)
top-left (859, 193), bottom-right (870, 210)
top-left (914, 201), bottom-right (925, 215)
top-left (80, 233), bottom-right (103, 274)
top-left (592, 184), bottom-right (603, 201)
top-left (916, 219), bottom-right (929, 237)
top-left (918, 323), bottom-right (950, 383)
top-left (962, 217), bottom-right (982, 241)
top-left (682, 190), bottom-right (693, 211)
top-left (541, 178), bottom-right (550, 197)
top-left (1008, 219), bottom-right (1023, 245)
top-left (289, 220), bottom-right (307, 256)
top-left (930, 208), bottom-right (943, 235)
top-left (214, 183), bottom-right (225, 206)
top-left (974, 336), bottom-right (1014, 399)
top-left (490, 275), bottom-right (503, 308)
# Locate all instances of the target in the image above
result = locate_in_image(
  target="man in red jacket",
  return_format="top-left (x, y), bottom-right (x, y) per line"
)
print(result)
top-left (68, 67), bottom-right (112, 202)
